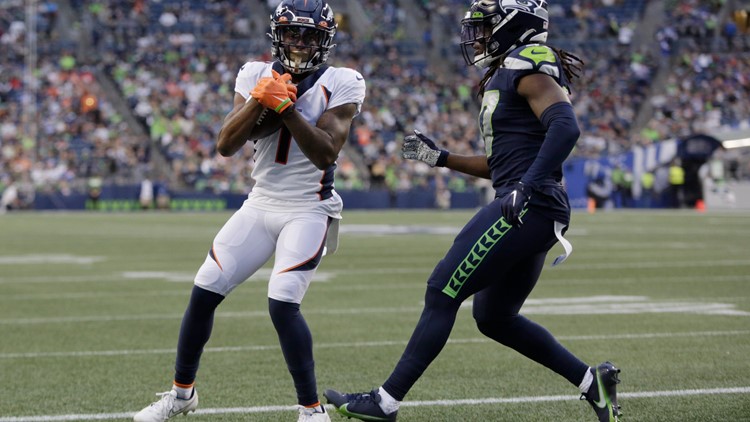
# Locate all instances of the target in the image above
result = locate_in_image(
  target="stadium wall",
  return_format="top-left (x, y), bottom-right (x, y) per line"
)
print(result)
top-left (29, 134), bottom-right (745, 211)
top-left (31, 187), bottom-right (483, 211)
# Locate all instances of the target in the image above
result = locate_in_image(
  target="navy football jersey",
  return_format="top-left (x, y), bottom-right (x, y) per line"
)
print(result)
top-left (479, 43), bottom-right (573, 224)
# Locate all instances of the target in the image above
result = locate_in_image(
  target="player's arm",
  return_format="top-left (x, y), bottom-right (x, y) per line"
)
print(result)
top-left (516, 73), bottom-right (580, 189)
top-left (216, 93), bottom-right (266, 157)
top-left (401, 131), bottom-right (491, 179)
top-left (443, 154), bottom-right (490, 179)
top-left (281, 103), bottom-right (358, 170)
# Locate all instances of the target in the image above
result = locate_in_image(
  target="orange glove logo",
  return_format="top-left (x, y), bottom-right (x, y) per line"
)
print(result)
top-left (251, 70), bottom-right (298, 114)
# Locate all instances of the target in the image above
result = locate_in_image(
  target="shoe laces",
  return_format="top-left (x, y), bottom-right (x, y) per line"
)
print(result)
top-left (298, 405), bottom-right (325, 416)
top-left (151, 391), bottom-right (177, 417)
top-left (345, 390), bottom-right (381, 404)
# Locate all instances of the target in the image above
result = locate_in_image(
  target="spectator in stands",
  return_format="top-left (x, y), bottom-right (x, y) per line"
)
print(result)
top-left (0, 176), bottom-right (19, 213)
top-left (668, 158), bottom-right (686, 208)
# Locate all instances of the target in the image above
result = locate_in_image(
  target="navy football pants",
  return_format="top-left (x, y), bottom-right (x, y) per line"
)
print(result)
top-left (382, 200), bottom-right (589, 400)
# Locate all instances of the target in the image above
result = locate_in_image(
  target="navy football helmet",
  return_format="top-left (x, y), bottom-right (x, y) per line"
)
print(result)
top-left (460, 0), bottom-right (549, 68)
top-left (269, 0), bottom-right (337, 74)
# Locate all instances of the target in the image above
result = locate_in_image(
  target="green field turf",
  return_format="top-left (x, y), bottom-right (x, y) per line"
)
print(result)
top-left (1, 210), bottom-right (749, 421)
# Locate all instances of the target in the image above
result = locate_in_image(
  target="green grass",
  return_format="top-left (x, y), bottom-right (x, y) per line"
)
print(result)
top-left (1, 210), bottom-right (749, 421)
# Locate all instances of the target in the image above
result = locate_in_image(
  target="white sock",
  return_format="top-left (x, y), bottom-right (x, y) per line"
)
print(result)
top-left (305, 403), bottom-right (326, 413)
top-left (377, 386), bottom-right (400, 414)
top-left (172, 384), bottom-right (194, 400)
top-left (579, 368), bottom-right (594, 394)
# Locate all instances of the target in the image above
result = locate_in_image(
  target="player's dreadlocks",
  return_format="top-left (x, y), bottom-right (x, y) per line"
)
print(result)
top-left (478, 47), bottom-right (584, 98)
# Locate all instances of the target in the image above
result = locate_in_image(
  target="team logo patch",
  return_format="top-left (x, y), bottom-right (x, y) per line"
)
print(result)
top-left (501, 0), bottom-right (548, 19)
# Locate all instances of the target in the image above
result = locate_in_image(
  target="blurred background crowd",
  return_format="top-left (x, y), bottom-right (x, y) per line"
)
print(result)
top-left (1, 0), bottom-right (750, 211)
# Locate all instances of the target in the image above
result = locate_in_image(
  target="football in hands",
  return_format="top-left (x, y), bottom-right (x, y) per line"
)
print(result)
top-left (252, 109), bottom-right (284, 139)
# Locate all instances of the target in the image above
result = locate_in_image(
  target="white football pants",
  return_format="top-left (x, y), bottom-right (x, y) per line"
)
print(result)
top-left (194, 202), bottom-right (329, 303)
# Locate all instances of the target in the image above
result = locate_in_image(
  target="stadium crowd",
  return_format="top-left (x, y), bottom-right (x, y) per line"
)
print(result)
top-left (1, 0), bottom-right (750, 210)
top-left (1, 0), bottom-right (152, 209)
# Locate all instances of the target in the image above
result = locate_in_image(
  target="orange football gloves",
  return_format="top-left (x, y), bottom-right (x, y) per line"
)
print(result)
top-left (251, 70), bottom-right (298, 115)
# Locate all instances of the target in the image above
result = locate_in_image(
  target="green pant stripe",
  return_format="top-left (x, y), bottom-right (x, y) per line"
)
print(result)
top-left (441, 212), bottom-right (523, 298)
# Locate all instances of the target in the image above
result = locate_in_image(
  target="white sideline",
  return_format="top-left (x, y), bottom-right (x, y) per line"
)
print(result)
top-left (1, 330), bottom-right (748, 359)
top-left (0, 387), bottom-right (748, 421)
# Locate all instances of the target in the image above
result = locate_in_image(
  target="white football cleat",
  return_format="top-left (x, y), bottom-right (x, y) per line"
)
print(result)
top-left (297, 405), bottom-right (331, 422)
top-left (133, 389), bottom-right (198, 422)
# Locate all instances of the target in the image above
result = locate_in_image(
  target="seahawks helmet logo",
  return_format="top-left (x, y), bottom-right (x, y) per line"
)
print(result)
top-left (501, 0), bottom-right (548, 20)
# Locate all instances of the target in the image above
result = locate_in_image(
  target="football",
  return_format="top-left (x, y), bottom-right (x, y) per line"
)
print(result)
top-left (252, 110), bottom-right (285, 140)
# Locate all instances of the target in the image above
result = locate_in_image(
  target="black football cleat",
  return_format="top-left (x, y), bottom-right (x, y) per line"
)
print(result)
top-left (323, 389), bottom-right (397, 422)
top-left (581, 361), bottom-right (622, 422)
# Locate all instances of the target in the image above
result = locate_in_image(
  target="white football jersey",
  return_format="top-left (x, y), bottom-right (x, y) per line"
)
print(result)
top-left (234, 62), bottom-right (366, 217)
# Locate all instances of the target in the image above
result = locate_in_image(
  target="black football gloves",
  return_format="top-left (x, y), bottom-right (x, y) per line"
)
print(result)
top-left (499, 181), bottom-right (532, 226)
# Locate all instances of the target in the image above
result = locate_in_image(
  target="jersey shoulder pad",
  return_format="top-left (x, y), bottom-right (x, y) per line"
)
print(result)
top-left (503, 44), bottom-right (561, 80)
top-left (323, 67), bottom-right (366, 107)
top-left (327, 67), bottom-right (365, 86)
top-left (237, 61), bottom-right (270, 79)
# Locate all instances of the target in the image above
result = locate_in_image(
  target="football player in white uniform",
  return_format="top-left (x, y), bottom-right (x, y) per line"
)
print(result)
top-left (133, 1), bottom-right (365, 421)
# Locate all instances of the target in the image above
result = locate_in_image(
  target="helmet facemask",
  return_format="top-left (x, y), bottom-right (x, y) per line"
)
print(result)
top-left (460, 18), bottom-right (497, 69)
top-left (272, 24), bottom-right (333, 73)
top-left (269, 1), bottom-right (337, 74)
top-left (460, 0), bottom-right (549, 69)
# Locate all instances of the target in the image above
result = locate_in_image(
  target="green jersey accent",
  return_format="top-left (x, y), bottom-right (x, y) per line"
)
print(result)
top-left (442, 215), bottom-right (514, 298)
top-left (518, 45), bottom-right (556, 66)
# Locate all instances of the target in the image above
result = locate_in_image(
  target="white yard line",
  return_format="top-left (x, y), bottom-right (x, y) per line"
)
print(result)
top-left (3, 264), bottom-right (750, 286)
top-left (4, 293), bottom-right (749, 325)
top-left (1, 330), bottom-right (747, 359)
top-left (551, 259), bottom-right (750, 270)
top-left (0, 387), bottom-right (747, 421)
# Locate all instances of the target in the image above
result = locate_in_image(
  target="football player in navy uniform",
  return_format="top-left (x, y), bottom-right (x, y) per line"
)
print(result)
top-left (325, 1), bottom-right (620, 421)
top-left (134, 1), bottom-right (365, 421)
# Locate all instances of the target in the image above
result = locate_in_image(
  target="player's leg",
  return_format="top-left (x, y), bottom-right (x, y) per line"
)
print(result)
top-left (326, 201), bottom-right (524, 420)
top-left (380, 202), bottom-right (549, 400)
top-left (472, 210), bottom-right (588, 382)
top-left (472, 211), bottom-right (620, 421)
top-left (267, 212), bottom-right (330, 418)
top-left (179, 204), bottom-right (277, 385)
top-left (135, 204), bottom-right (277, 422)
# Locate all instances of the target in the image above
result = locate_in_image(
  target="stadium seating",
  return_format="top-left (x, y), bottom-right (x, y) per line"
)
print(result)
top-left (1, 0), bottom-right (749, 208)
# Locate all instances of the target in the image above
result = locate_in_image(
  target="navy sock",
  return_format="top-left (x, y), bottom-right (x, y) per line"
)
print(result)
top-left (269, 298), bottom-right (318, 406)
top-left (383, 287), bottom-right (460, 401)
top-left (174, 285), bottom-right (225, 385)
top-left (476, 315), bottom-right (588, 386)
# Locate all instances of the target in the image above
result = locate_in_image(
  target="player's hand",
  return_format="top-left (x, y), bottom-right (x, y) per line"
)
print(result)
top-left (272, 69), bottom-right (297, 102)
top-left (251, 70), bottom-right (297, 114)
top-left (402, 130), bottom-right (449, 167)
top-left (499, 181), bottom-right (532, 226)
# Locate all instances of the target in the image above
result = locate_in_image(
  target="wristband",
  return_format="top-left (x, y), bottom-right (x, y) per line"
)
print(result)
top-left (279, 102), bottom-right (296, 118)
top-left (436, 150), bottom-right (449, 167)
